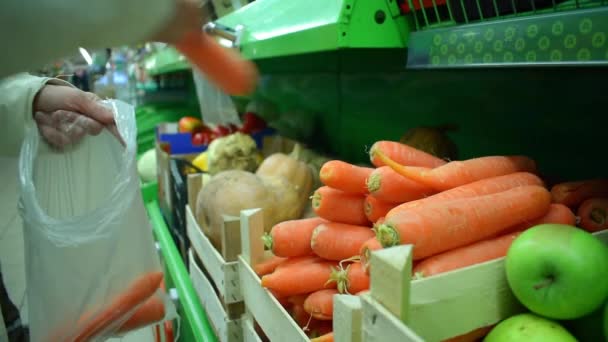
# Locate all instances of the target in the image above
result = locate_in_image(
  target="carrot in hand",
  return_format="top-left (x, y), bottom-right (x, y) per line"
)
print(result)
top-left (369, 141), bottom-right (446, 168)
top-left (577, 198), bottom-right (608, 232)
top-left (254, 255), bottom-right (288, 276)
top-left (504, 203), bottom-right (576, 234)
top-left (385, 172), bottom-right (543, 217)
top-left (311, 222), bottom-right (375, 261)
top-left (175, 31), bottom-right (258, 95)
top-left (312, 186), bottom-right (369, 225)
top-left (73, 271), bottom-right (164, 341)
top-left (551, 179), bottom-right (608, 207)
top-left (311, 332), bottom-right (334, 342)
top-left (367, 166), bottom-right (435, 203)
top-left (413, 231), bottom-right (523, 279)
top-left (364, 196), bottom-right (398, 222)
top-left (328, 262), bottom-right (370, 294)
top-left (117, 295), bottom-right (165, 333)
top-left (261, 260), bottom-right (338, 296)
top-left (359, 238), bottom-right (383, 272)
top-left (375, 149), bottom-right (537, 192)
top-left (320, 160), bottom-right (373, 194)
top-left (263, 217), bottom-right (326, 258)
top-left (304, 289), bottom-right (339, 320)
top-left (377, 185), bottom-right (551, 259)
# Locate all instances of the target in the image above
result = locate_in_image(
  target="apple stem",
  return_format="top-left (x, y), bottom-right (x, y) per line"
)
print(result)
top-left (590, 208), bottom-right (606, 225)
top-left (533, 276), bottom-right (555, 290)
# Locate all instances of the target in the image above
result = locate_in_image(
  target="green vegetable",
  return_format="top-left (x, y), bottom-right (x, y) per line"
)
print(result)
top-left (207, 132), bottom-right (261, 175)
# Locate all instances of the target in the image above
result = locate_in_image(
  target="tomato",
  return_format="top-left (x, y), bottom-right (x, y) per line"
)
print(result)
top-left (241, 112), bottom-right (267, 134)
top-left (192, 131), bottom-right (212, 146)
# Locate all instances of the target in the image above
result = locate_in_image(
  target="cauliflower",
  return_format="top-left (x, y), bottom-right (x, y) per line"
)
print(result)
top-left (207, 132), bottom-right (262, 175)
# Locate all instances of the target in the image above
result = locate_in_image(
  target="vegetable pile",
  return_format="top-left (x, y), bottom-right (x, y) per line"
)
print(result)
top-left (252, 138), bottom-right (608, 341)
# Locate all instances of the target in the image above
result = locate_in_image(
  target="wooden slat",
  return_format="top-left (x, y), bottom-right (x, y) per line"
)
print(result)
top-left (186, 205), bottom-right (242, 303)
top-left (241, 316), bottom-right (263, 342)
top-left (238, 257), bottom-right (309, 342)
top-left (187, 173), bottom-right (203, 209)
top-left (189, 250), bottom-right (243, 342)
top-left (360, 294), bottom-right (424, 342)
top-left (239, 209), bottom-right (265, 267)
top-left (221, 215), bottom-right (242, 262)
top-left (334, 295), bottom-right (363, 342)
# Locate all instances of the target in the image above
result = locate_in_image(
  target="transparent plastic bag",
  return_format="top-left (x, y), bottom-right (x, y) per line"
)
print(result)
top-left (192, 69), bottom-right (241, 126)
top-left (18, 100), bottom-right (176, 341)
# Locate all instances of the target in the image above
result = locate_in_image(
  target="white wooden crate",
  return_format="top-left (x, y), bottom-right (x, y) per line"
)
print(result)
top-left (186, 204), bottom-right (242, 305)
top-left (189, 249), bottom-right (244, 342)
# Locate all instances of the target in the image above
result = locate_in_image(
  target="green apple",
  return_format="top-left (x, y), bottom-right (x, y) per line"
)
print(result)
top-left (505, 224), bottom-right (608, 320)
top-left (484, 313), bottom-right (577, 342)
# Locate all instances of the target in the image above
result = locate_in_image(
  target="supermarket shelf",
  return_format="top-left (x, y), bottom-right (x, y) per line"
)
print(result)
top-left (142, 184), bottom-right (218, 342)
top-left (213, 0), bottom-right (409, 60)
top-left (144, 47), bottom-right (190, 75)
top-left (407, 6), bottom-right (608, 68)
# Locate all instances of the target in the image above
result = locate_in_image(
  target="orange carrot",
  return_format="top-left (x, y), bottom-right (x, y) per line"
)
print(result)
top-left (365, 196), bottom-right (399, 222)
top-left (443, 325), bottom-right (494, 342)
top-left (385, 172), bottom-right (544, 217)
top-left (370, 141), bottom-right (446, 168)
top-left (367, 166), bottom-right (435, 203)
top-left (254, 255), bottom-right (288, 276)
top-left (504, 203), bottom-right (576, 234)
top-left (308, 322), bottom-right (333, 339)
top-left (551, 179), bottom-right (608, 207)
top-left (311, 332), bottom-right (334, 342)
top-left (359, 238), bottom-right (383, 273)
top-left (311, 222), bottom-right (375, 261)
top-left (304, 289), bottom-right (339, 320)
top-left (376, 149), bottom-right (537, 192)
top-left (73, 272), bottom-right (164, 341)
top-left (377, 185), bottom-right (551, 259)
top-left (312, 187), bottom-right (369, 225)
top-left (263, 218), bottom-right (326, 258)
top-left (261, 260), bottom-right (338, 296)
top-left (117, 295), bottom-right (165, 333)
top-left (328, 262), bottom-right (370, 294)
top-left (577, 198), bottom-right (608, 232)
top-left (291, 301), bottom-right (310, 327)
top-left (376, 217), bottom-right (386, 225)
top-left (320, 160), bottom-right (373, 194)
top-left (413, 231), bottom-right (523, 279)
top-left (276, 255), bottom-right (324, 271)
top-left (174, 31), bottom-right (258, 95)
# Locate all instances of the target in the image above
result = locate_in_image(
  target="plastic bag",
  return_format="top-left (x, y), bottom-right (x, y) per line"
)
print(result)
top-left (192, 69), bottom-right (241, 126)
top-left (18, 100), bottom-right (176, 341)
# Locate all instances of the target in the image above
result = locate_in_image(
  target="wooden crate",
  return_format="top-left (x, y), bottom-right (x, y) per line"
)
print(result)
top-left (238, 208), bottom-right (366, 342)
top-left (362, 229), bottom-right (608, 342)
top-left (189, 250), bottom-right (244, 342)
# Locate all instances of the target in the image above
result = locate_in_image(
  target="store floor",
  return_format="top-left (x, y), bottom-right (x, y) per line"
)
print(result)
top-left (0, 157), bottom-right (154, 341)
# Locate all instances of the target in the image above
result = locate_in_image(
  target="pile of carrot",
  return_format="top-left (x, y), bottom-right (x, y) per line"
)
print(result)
top-left (253, 140), bottom-right (607, 342)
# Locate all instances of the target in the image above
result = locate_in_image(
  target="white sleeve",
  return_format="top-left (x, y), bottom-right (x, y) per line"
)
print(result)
top-left (0, 0), bottom-right (175, 78)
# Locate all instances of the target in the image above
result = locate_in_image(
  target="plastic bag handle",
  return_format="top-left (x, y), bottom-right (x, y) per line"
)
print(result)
top-left (18, 100), bottom-right (138, 247)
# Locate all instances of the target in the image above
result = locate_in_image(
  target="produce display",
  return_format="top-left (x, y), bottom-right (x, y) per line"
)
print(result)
top-left (245, 138), bottom-right (608, 341)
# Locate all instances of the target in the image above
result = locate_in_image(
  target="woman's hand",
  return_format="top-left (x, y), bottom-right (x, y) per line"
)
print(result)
top-left (33, 84), bottom-right (120, 149)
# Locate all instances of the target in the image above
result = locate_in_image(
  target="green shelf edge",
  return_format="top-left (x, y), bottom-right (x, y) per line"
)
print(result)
top-left (141, 182), bottom-right (218, 342)
top-left (143, 47), bottom-right (191, 76)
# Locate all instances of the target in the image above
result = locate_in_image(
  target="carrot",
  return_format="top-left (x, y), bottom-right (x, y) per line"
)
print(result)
top-left (377, 185), bottom-right (551, 259)
top-left (311, 332), bottom-right (334, 342)
top-left (376, 216), bottom-right (386, 225)
top-left (276, 255), bottom-right (324, 271)
top-left (174, 31), bottom-right (258, 95)
top-left (320, 160), bottom-right (373, 194)
top-left (117, 295), bottom-right (165, 333)
top-left (261, 260), bottom-right (338, 296)
top-left (369, 141), bottom-right (446, 168)
top-left (375, 149), bottom-right (537, 192)
top-left (312, 186), bottom-right (369, 225)
top-left (367, 166), bottom-right (435, 203)
top-left (413, 231), bottom-right (523, 279)
top-left (304, 289), bottom-right (339, 320)
top-left (385, 172), bottom-right (544, 217)
top-left (577, 198), bottom-right (608, 232)
top-left (551, 179), bottom-right (608, 207)
top-left (291, 300), bottom-right (311, 327)
top-left (311, 222), bottom-right (375, 261)
top-left (365, 196), bottom-right (400, 222)
top-left (359, 238), bottom-right (383, 273)
top-left (308, 322), bottom-right (333, 339)
top-left (328, 262), bottom-right (370, 294)
top-left (263, 218), bottom-right (326, 258)
top-left (443, 325), bottom-right (494, 342)
top-left (73, 271), bottom-right (164, 341)
top-left (504, 203), bottom-right (576, 234)
top-left (254, 255), bottom-right (288, 276)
